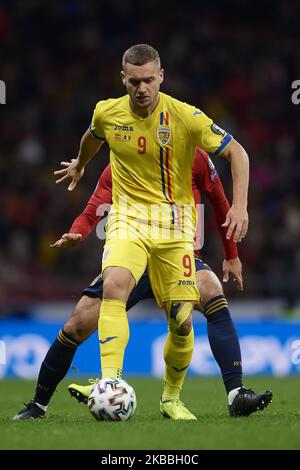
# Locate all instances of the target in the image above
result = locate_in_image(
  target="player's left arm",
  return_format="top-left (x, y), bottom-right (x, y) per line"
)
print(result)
top-left (219, 139), bottom-right (249, 243)
top-left (186, 105), bottom-right (249, 244)
top-left (198, 152), bottom-right (243, 290)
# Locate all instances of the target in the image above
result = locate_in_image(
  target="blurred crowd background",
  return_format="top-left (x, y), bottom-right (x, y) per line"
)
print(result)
top-left (0, 0), bottom-right (299, 315)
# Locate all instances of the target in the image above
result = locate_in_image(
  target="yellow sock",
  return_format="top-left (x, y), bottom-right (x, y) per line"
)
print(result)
top-left (162, 328), bottom-right (194, 402)
top-left (98, 299), bottom-right (129, 379)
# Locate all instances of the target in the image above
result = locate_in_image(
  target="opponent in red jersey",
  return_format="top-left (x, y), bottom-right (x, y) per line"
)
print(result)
top-left (13, 149), bottom-right (272, 421)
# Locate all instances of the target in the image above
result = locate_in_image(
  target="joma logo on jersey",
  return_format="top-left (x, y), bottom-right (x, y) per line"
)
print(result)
top-left (114, 125), bottom-right (134, 131)
top-left (178, 280), bottom-right (195, 286)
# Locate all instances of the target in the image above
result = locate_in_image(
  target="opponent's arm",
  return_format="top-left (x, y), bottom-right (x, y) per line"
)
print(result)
top-left (69, 164), bottom-right (112, 239)
top-left (51, 165), bottom-right (112, 248)
top-left (50, 201), bottom-right (100, 248)
top-left (54, 129), bottom-right (104, 191)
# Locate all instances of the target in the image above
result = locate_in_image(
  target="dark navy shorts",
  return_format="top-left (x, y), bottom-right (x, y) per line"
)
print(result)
top-left (82, 258), bottom-right (212, 310)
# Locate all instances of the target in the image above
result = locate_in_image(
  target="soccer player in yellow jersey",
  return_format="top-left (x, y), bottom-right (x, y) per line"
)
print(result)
top-left (56, 44), bottom-right (249, 420)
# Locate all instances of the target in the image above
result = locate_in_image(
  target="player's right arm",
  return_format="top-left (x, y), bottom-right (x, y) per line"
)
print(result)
top-left (51, 165), bottom-right (112, 248)
top-left (54, 101), bottom-right (106, 191)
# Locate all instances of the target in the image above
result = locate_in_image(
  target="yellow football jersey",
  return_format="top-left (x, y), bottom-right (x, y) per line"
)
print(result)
top-left (90, 92), bottom-right (232, 226)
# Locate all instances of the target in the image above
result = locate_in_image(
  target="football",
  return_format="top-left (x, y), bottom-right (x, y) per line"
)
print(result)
top-left (87, 378), bottom-right (137, 421)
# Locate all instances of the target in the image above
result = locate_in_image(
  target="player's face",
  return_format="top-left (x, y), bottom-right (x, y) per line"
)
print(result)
top-left (121, 60), bottom-right (164, 114)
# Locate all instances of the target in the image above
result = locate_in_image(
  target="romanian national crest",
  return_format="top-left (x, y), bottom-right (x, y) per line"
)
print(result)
top-left (157, 126), bottom-right (171, 146)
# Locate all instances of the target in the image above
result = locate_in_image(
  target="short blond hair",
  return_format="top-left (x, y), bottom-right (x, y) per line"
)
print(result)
top-left (122, 44), bottom-right (161, 70)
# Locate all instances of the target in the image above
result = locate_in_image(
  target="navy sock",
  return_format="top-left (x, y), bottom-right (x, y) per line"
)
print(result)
top-left (34, 329), bottom-right (81, 406)
top-left (204, 295), bottom-right (243, 394)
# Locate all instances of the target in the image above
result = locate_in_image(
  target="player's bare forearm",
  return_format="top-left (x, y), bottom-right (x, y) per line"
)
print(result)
top-left (220, 139), bottom-right (249, 242)
top-left (222, 139), bottom-right (249, 209)
top-left (231, 145), bottom-right (249, 211)
top-left (76, 129), bottom-right (104, 171)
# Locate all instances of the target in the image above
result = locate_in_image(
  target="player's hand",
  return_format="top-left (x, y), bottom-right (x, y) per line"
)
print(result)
top-left (223, 257), bottom-right (243, 291)
top-left (50, 233), bottom-right (82, 248)
top-left (222, 206), bottom-right (248, 243)
top-left (54, 158), bottom-right (84, 191)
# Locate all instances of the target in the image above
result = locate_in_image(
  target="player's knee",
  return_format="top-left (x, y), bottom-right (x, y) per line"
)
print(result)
top-left (177, 314), bottom-right (192, 336)
top-left (197, 274), bottom-right (223, 305)
top-left (63, 319), bottom-right (88, 342)
top-left (201, 285), bottom-right (223, 304)
top-left (164, 301), bottom-right (193, 335)
top-left (63, 304), bottom-right (93, 342)
top-left (103, 277), bottom-right (128, 300)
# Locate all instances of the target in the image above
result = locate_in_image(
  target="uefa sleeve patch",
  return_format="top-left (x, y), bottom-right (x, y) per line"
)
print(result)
top-left (211, 123), bottom-right (226, 136)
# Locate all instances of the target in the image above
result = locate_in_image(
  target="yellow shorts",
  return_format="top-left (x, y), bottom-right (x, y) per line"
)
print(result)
top-left (102, 216), bottom-right (199, 307)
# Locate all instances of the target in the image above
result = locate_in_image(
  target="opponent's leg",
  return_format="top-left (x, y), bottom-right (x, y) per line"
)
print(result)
top-left (195, 267), bottom-right (243, 395)
top-left (13, 295), bottom-right (99, 420)
top-left (194, 263), bottom-right (272, 416)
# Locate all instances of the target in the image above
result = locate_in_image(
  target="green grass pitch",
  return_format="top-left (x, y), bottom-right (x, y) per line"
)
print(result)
top-left (1, 377), bottom-right (300, 450)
